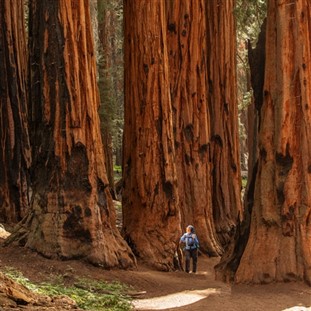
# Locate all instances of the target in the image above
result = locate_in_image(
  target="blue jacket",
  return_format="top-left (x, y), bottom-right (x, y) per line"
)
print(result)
top-left (180, 232), bottom-right (199, 250)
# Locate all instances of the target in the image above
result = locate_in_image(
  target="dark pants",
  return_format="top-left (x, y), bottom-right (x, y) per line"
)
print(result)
top-left (184, 248), bottom-right (198, 273)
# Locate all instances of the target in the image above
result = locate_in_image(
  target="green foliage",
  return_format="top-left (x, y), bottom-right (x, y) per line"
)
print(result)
top-left (241, 177), bottom-right (248, 189)
top-left (114, 200), bottom-right (122, 211)
top-left (235, 0), bottom-right (267, 46)
top-left (3, 267), bottom-right (133, 311)
top-left (114, 165), bottom-right (122, 174)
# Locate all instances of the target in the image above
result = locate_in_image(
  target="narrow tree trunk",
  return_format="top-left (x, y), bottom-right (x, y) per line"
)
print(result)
top-left (97, 0), bottom-right (114, 192)
top-left (166, 0), bottom-right (222, 256)
top-left (235, 0), bottom-right (311, 284)
top-left (206, 0), bottom-right (243, 246)
top-left (123, 0), bottom-right (181, 271)
top-left (247, 19), bottom-right (266, 177)
top-left (0, 0), bottom-right (31, 224)
top-left (8, 0), bottom-right (135, 269)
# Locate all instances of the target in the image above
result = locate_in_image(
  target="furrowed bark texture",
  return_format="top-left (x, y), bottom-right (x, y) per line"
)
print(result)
top-left (235, 0), bottom-right (311, 284)
top-left (166, 0), bottom-right (222, 256)
top-left (123, 0), bottom-right (181, 271)
top-left (20, 0), bottom-right (135, 268)
top-left (214, 21), bottom-right (267, 283)
top-left (0, 0), bottom-right (31, 223)
top-left (206, 0), bottom-right (242, 246)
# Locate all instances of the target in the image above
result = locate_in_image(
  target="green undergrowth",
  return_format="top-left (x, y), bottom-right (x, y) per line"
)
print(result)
top-left (3, 267), bottom-right (133, 311)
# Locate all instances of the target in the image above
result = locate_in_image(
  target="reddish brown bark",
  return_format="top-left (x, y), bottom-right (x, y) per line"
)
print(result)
top-left (0, 0), bottom-right (31, 223)
top-left (123, 0), bottom-right (182, 270)
top-left (206, 0), bottom-right (243, 246)
top-left (235, 0), bottom-right (311, 284)
top-left (8, 0), bottom-right (135, 268)
top-left (166, 0), bottom-right (222, 256)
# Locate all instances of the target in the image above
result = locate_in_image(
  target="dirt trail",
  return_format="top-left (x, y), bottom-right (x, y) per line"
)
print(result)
top-left (0, 243), bottom-right (310, 311)
top-left (129, 256), bottom-right (311, 311)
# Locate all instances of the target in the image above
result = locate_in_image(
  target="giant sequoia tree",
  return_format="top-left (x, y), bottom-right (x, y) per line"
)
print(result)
top-left (0, 0), bottom-right (31, 223)
top-left (206, 0), bottom-right (243, 246)
top-left (9, 0), bottom-right (135, 268)
top-left (166, 0), bottom-right (222, 256)
top-left (235, 0), bottom-right (311, 284)
top-left (217, 0), bottom-right (311, 285)
top-left (123, 0), bottom-right (181, 270)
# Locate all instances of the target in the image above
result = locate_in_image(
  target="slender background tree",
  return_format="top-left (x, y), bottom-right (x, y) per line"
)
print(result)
top-left (97, 0), bottom-right (124, 193)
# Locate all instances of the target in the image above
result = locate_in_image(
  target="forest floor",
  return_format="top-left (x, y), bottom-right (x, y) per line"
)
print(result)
top-left (0, 239), bottom-right (310, 311)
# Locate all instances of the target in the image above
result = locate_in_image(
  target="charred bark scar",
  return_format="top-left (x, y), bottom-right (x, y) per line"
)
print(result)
top-left (260, 147), bottom-right (267, 161)
top-left (63, 205), bottom-right (92, 243)
top-left (97, 178), bottom-right (109, 213)
top-left (224, 102), bottom-right (229, 114)
top-left (231, 163), bottom-right (237, 173)
top-left (126, 156), bottom-right (131, 176)
top-left (211, 134), bottom-right (223, 147)
top-left (163, 181), bottom-right (173, 200)
top-left (154, 183), bottom-right (159, 195)
top-left (184, 153), bottom-right (191, 165)
top-left (85, 207), bottom-right (92, 217)
top-left (281, 205), bottom-right (296, 236)
top-left (275, 144), bottom-right (293, 176)
top-left (65, 144), bottom-right (91, 191)
top-left (168, 23), bottom-right (176, 33)
top-left (156, 119), bottom-right (162, 137)
top-left (184, 124), bottom-right (194, 142)
top-left (276, 183), bottom-right (285, 205)
top-left (199, 143), bottom-right (209, 159)
top-left (143, 63), bottom-right (149, 75)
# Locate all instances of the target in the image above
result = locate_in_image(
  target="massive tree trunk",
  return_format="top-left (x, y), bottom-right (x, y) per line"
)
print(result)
top-left (8, 0), bottom-right (135, 269)
top-left (206, 0), bottom-right (243, 246)
top-left (166, 0), bottom-right (222, 256)
top-left (217, 0), bottom-right (311, 285)
top-left (0, 0), bottom-right (31, 223)
top-left (123, 0), bottom-right (181, 271)
top-left (235, 0), bottom-right (311, 284)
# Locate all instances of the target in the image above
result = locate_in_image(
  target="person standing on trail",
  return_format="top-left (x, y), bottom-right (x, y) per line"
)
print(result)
top-left (179, 225), bottom-right (199, 273)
